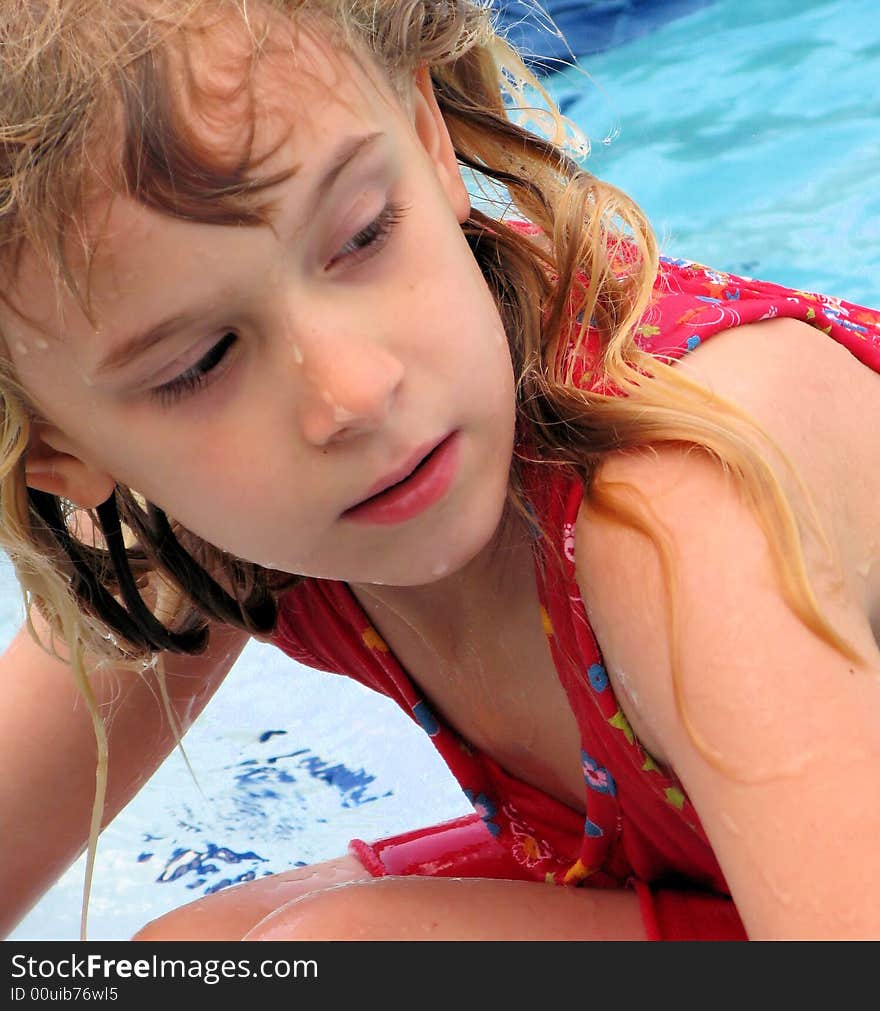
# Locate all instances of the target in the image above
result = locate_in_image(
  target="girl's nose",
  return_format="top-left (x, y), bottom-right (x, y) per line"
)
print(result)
top-left (294, 336), bottom-right (405, 447)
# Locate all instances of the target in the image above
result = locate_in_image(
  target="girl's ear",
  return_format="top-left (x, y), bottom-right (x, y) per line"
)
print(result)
top-left (25, 423), bottom-right (116, 508)
top-left (411, 63), bottom-right (471, 224)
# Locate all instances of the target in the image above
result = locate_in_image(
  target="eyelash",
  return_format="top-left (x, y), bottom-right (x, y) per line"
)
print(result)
top-left (151, 200), bottom-right (411, 408)
top-left (151, 330), bottom-right (237, 408)
top-left (333, 199), bottom-right (410, 266)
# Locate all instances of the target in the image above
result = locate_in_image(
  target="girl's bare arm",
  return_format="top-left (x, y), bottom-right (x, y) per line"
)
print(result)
top-left (575, 321), bottom-right (880, 938)
top-left (0, 612), bottom-right (250, 937)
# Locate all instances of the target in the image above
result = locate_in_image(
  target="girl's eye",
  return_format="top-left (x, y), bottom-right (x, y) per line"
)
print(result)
top-left (151, 331), bottom-right (237, 408)
top-left (331, 199), bottom-right (410, 268)
top-left (149, 202), bottom-right (408, 408)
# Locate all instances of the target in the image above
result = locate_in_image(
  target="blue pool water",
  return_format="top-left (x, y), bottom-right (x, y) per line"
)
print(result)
top-left (554, 0), bottom-right (880, 305)
top-left (9, 0), bottom-right (880, 940)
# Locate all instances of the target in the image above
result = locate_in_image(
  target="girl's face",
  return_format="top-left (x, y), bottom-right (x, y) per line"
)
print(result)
top-left (5, 24), bottom-right (517, 586)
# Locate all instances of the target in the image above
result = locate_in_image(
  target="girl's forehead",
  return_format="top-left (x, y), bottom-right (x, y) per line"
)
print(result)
top-left (175, 14), bottom-right (393, 171)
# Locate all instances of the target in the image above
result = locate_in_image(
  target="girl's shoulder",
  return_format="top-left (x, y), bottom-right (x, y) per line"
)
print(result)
top-left (580, 308), bottom-right (880, 650)
top-left (662, 312), bottom-right (880, 608)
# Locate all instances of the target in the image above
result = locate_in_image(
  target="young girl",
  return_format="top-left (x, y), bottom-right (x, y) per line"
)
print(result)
top-left (1, 0), bottom-right (878, 942)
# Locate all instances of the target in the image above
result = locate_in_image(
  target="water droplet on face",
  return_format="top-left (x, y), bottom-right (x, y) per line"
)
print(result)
top-left (14, 341), bottom-right (28, 356)
top-left (292, 344), bottom-right (304, 365)
top-left (319, 389), bottom-right (357, 424)
top-left (432, 561), bottom-right (450, 578)
top-left (333, 404), bottom-right (356, 423)
top-left (33, 337), bottom-right (49, 351)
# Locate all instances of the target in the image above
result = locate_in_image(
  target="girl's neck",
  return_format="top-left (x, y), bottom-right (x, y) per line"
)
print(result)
top-left (348, 505), bottom-right (537, 662)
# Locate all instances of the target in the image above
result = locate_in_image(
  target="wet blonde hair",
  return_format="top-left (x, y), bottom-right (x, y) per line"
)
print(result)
top-left (0, 0), bottom-right (866, 937)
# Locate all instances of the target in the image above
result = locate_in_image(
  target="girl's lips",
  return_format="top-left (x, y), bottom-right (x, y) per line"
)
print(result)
top-left (340, 431), bottom-right (461, 525)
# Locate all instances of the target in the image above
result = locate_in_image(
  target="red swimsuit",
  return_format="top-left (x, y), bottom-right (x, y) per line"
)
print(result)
top-left (271, 222), bottom-right (880, 937)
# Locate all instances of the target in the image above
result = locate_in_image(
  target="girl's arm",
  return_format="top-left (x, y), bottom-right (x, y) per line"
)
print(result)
top-left (574, 323), bottom-right (880, 939)
top-left (0, 611), bottom-right (250, 937)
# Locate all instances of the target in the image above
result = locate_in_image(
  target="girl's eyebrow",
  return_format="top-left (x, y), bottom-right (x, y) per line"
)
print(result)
top-left (92, 130), bottom-right (386, 379)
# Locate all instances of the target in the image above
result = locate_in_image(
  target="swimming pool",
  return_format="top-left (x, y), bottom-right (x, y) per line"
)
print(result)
top-left (8, 0), bottom-right (880, 940)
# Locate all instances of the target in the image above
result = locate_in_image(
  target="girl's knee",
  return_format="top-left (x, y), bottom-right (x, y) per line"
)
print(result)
top-left (242, 878), bottom-right (408, 941)
top-left (131, 853), bottom-right (370, 940)
top-left (243, 874), bottom-right (650, 941)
